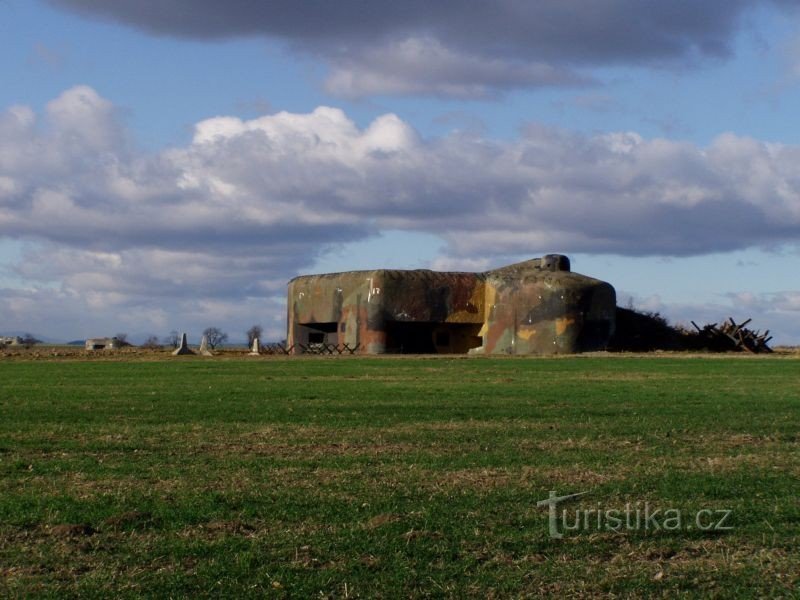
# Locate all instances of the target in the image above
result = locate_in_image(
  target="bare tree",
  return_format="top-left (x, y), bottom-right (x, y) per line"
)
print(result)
top-left (202, 327), bottom-right (228, 350)
top-left (20, 333), bottom-right (41, 349)
top-left (142, 335), bottom-right (162, 350)
top-left (114, 333), bottom-right (131, 347)
top-left (246, 324), bottom-right (263, 346)
top-left (165, 330), bottom-right (180, 349)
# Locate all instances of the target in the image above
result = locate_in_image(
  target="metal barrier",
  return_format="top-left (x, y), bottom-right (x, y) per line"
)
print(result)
top-left (261, 343), bottom-right (360, 355)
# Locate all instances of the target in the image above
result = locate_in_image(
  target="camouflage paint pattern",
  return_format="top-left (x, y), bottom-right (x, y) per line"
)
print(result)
top-left (287, 254), bottom-right (615, 355)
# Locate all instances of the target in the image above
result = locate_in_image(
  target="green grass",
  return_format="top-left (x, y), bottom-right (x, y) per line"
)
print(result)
top-left (0, 355), bottom-right (798, 598)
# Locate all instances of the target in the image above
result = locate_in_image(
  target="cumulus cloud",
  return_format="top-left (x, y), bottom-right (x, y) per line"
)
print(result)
top-left (46, 0), bottom-right (800, 98)
top-left (1, 87), bottom-right (800, 339)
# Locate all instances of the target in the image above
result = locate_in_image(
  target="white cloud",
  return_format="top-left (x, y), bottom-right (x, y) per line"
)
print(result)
top-left (428, 256), bottom-right (493, 273)
top-left (324, 37), bottom-right (587, 99)
top-left (45, 85), bottom-right (124, 152)
top-left (1, 87), bottom-right (800, 340)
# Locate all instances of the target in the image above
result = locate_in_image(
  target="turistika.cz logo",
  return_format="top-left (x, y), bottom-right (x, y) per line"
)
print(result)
top-left (537, 491), bottom-right (733, 539)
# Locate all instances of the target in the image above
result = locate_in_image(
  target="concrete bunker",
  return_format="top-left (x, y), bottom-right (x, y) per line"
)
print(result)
top-left (287, 254), bottom-right (616, 355)
top-left (84, 337), bottom-right (123, 351)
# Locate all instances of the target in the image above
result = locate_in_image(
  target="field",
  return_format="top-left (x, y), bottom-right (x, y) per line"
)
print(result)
top-left (1, 354), bottom-right (798, 598)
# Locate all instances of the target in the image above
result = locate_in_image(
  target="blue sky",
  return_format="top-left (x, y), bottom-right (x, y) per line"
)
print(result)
top-left (1, 0), bottom-right (799, 344)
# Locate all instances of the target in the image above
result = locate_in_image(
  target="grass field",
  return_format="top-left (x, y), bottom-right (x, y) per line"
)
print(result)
top-left (1, 354), bottom-right (798, 598)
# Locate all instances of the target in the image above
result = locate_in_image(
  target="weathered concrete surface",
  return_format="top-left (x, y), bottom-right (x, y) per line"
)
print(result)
top-left (249, 338), bottom-right (261, 356)
top-left (479, 259), bottom-right (615, 355)
top-left (172, 333), bottom-right (195, 356)
top-left (85, 337), bottom-right (121, 351)
top-left (198, 335), bottom-right (214, 356)
top-left (287, 254), bottom-right (615, 355)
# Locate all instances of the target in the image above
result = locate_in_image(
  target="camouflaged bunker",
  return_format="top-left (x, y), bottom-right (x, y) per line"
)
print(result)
top-left (287, 254), bottom-right (616, 355)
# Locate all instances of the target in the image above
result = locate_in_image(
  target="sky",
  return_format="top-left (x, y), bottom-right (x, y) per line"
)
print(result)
top-left (1, 0), bottom-right (799, 344)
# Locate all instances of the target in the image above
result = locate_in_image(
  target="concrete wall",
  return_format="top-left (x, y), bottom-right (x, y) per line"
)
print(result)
top-left (287, 255), bottom-right (616, 355)
top-left (85, 338), bottom-right (120, 351)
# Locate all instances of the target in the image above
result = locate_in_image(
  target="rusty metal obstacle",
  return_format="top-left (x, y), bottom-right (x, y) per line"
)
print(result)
top-left (262, 343), bottom-right (293, 355)
top-left (691, 317), bottom-right (773, 353)
top-left (298, 342), bottom-right (361, 355)
top-left (260, 342), bottom-right (361, 355)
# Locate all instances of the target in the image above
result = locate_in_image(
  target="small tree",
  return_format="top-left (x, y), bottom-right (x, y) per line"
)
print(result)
top-left (114, 333), bottom-right (131, 347)
top-left (165, 330), bottom-right (180, 349)
top-left (20, 333), bottom-right (41, 349)
top-left (142, 335), bottom-right (162, 350)
top-left (246, 324), bottom-right (263, 346)
top-left (203, 327), bottom-right (228, 350)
